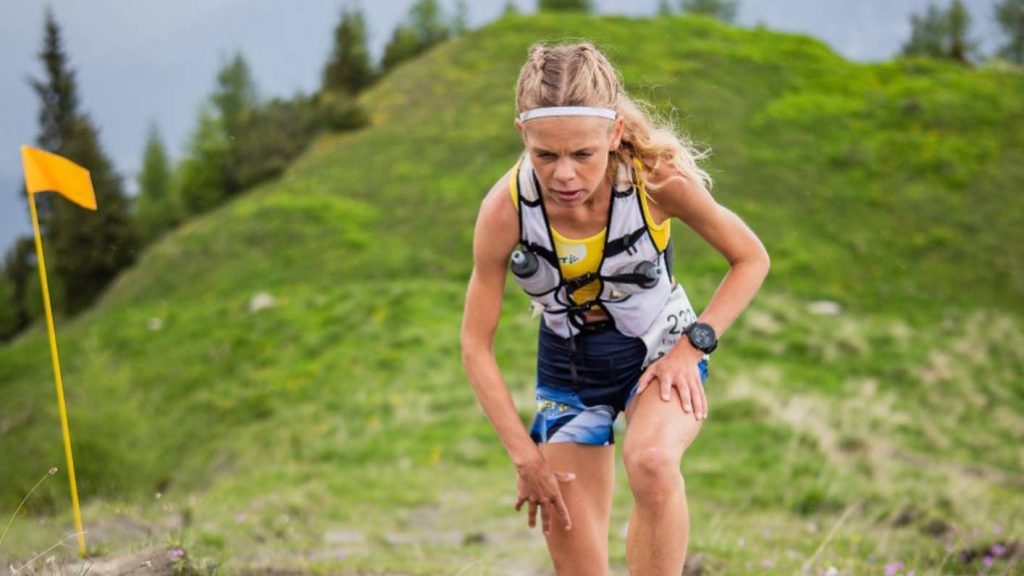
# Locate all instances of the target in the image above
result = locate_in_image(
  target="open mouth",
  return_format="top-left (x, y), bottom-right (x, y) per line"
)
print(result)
top-left (553, 189), bottom-right (583, 202)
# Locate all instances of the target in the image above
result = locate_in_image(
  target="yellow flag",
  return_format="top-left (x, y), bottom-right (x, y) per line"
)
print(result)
top-left (20, 145), bottom-right (97, 211)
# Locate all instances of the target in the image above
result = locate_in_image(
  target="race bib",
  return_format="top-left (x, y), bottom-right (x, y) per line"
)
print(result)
top-left (640, 284), bottom-right (700, 369)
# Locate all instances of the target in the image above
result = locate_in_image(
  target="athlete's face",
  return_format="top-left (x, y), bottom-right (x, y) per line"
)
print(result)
top-left (517, 115), bottom-right (624, 207)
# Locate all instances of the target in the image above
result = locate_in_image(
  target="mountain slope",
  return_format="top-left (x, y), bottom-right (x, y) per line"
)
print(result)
top-left (2, 13), bottom-right (1022, 575)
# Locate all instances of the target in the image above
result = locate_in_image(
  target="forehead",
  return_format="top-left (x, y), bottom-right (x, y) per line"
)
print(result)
top-left (521, 116), bottom-right (611, 150)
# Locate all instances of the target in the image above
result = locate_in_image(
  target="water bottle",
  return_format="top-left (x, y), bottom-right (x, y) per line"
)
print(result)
top-left (632, 261), bottom-right (661, 289)
top-left (608, 261), bottom-right (661, 297)
top-left (510, 250), bottom-right (559, 295)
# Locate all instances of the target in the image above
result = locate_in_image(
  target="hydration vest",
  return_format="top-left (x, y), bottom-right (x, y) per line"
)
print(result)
top-left (510, 154), bottom-right (678, 340)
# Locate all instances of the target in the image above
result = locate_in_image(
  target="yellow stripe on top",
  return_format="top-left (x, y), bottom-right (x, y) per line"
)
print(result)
top-left (634, 158), bottom-right (671, 253)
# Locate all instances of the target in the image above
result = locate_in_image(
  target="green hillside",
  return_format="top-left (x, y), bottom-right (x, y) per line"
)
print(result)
top-left (2, 14), bottom-right (1022, 575)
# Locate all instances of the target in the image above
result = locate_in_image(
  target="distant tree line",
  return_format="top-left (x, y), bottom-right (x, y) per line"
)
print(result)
top-left (900, 0), bottom-right (1023, 65)
top-left (0, 0), bottom-right (471, 341)
top-left (3, 0), bottom-right (1023, 341)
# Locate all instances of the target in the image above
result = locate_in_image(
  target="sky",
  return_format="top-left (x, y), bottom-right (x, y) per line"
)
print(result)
top-left (0, 0), bottom-right (1005, 255)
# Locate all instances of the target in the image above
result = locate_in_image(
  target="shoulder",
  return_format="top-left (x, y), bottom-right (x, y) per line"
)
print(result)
top-left (638, 155), bottom-right (717, 223)
top-left (473, 167), bottom-right (520, 261)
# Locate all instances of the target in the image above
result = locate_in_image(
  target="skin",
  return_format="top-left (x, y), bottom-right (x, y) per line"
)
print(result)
top-left (460, 113), bottom-right (770, 575)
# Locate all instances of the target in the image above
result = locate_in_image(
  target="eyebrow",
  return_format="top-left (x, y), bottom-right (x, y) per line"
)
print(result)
top-left (532, 147), bottom-right (598, 155)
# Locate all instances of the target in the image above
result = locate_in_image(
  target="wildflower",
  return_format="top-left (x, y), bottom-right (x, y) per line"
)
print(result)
top-left (990, 544), bottom-right (1006, 557)
top-left (982, 555), bottom-right (994, 568)
top-left (48, 467), bottom-right (57, 475)
top-left (762, 559), bottom-right (775, 568)
top-left (884, 561), bottom-right (904, 575)
top-left (168, 548), bottom-right (185, 561)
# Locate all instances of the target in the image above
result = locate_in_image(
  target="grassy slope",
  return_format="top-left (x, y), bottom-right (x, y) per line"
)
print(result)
top-left (2, 13), bottom-right (1023, 575)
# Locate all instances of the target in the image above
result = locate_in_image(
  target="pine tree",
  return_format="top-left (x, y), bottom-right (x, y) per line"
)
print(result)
top-left (322, 5), bottom-right (375, 95)
top-left (212, 52), bottom-right (259, 140)
top-left (995, 0), bottom-right (1024, 63)
top-left (452, 0), bottom-right (470, 36)
top-left (538, 0), bottom-right (594, 12)
top-left (502, 1), bottom-right (520, 17)
top-left (901, 1), bottom-right (978, 63)
top-left (28, 9), bottom-right (137, 314)
top-left (947, 0), bottom-right (974, 63)
top-left (177, 105), bottom-right (229, 215)
top-left (380, 0), bottom-right (451, 73)
top-left (0, 238), bottom-right (37, 338)
top-left (658, 0), bottom-right (675, 16)
top-left (381, 25), bottom-right (421, 72)
top-left (410, 0), bottom-right (450, 47)
top-left (136, 122), bottom-right (177, 242)
top-left (903, 4), bottom-right (948, 58)
top-left (681, 0), bottom-right (738, 22)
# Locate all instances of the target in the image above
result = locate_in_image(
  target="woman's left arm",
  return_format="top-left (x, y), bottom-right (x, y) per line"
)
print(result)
top-left (634, 164), bottom-right (770, 417)
top-left (656, 171), bottom-right (770, 338)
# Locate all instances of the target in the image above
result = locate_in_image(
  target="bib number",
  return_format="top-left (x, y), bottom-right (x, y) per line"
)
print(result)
top-left (640, 284), bottom-right (698, 369)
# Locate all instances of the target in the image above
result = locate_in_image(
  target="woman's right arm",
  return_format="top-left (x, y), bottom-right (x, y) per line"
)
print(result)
top-left (460, 171), bottom-right (540, 469)
top-left (460, 171), bottom-right (574, 534)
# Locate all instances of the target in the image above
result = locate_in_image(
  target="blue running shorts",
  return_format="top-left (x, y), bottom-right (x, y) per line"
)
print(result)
top-left (529, 319), bottom-right (709, 445)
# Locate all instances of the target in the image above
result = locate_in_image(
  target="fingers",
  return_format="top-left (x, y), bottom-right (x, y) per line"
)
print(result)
top-left (528, 501), bottom-right (538, 528)
top-left (688, 378), bottom-right (702, 419)
top-left (514, 495), bottom-right (526, 512)
top-left (554, 494), bottom-right (573, 531)
top-left (659, 374), bottom-right (673, 402)
top-left (636, 368), bottom-right (653, 397)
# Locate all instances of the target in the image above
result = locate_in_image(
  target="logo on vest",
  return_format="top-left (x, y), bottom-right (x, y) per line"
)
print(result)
top-left (556, 242), bottom-right (587, 266)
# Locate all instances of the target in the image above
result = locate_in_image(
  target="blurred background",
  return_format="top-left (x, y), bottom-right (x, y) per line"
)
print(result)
top-left (1, 1), bottom-right (1022, 574)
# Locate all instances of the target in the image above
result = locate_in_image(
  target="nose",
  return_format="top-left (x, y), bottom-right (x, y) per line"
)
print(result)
top-left (553, 157), bottom-right (575, 185)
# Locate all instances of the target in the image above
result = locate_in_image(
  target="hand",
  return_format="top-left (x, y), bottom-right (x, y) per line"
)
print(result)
top-left (513, 456), bottom-right (575, 534)
top-left (635, 343), bottom-right (708, 421)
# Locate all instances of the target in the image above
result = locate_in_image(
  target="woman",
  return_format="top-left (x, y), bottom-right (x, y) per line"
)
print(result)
top-left (460, 42), bottom-right (770, 575)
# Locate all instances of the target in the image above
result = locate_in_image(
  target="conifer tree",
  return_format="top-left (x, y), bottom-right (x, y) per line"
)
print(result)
top-left (902, 1), bottom-right (977, 63)
top-left (410, 0), bottom-right (451, 47)
top-left (995, 0), bottom-right (1024, 63)
top-left (177, 105), bottom-right (229, 215)
top-left (136, 122), bottom-right (177, 242)
top-left (323, 5), bottom-right (375, 95)
top-left (680, 0), bottom-right (738, 22)
top-left (903, 4), bottom-right (948, 58)
top-left (212, 52), bottom-right (259, 140)
top-left (502, 0), bottom-right (520, 17)
top-left (452, 0), bottom-right (470, 36)
top-left (28, 8), bottom-right (137, 314)
top-left (658, 0), bottom-right (675, 16)
top-left (381, 0), bottom-right (451, 72)
top-left (538, 0), bottom-right (594, 12)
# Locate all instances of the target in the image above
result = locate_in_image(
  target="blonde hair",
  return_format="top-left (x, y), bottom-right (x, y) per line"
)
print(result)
top-left (515, 42), bottom-right (713, 192)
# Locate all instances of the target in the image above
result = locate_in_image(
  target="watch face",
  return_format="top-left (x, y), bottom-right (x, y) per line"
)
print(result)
top-left (689, 323), bottom-right (717, 352)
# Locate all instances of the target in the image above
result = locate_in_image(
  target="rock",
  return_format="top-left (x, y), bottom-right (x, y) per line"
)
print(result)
top-left (808, 300), bottom-right (842, 316)
top-left (146, 317), bottom-right (163, 331)
top-left (248, 292), bottom-right (276, 313)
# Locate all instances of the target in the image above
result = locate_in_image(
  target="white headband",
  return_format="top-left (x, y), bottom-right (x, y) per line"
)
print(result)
top-left (518, 106), bottom-right (617, 122)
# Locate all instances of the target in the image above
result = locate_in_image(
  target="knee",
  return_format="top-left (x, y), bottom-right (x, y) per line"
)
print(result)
top-left (624, 446), bottom-right (683, 506)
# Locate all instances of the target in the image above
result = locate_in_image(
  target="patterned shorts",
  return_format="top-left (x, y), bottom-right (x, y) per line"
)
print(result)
top-left (529, 319), bottom-right (709, 446)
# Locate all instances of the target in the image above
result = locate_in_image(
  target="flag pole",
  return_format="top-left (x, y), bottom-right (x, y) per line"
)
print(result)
top-left (26, 190), bottom-right (87, 557)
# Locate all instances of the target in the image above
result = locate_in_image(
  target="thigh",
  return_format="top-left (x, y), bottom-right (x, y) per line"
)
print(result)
top-left (538, 443), bottom-right (615, 575)
top-left (623, 382), bottom-right (703, 461)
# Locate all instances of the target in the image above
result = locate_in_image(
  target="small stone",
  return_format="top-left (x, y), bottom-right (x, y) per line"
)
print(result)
top-left (808, 300), bottom-right (842, 315)
top-left (146, 317), bottom-right (164, 331)
top-left (249, 292), bottom-right (276, 313)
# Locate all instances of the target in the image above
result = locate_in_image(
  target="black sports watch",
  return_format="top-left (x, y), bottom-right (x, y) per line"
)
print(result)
top-left (685, 322), bottom-right (718, 354)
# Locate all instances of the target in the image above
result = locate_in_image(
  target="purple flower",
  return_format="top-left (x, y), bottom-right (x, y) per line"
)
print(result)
top-left (983, 555), bottom-right (994, 568)
top-left (991, 544), bottom-right (1006, 557)
top-left (762, 559), bottom-right (775, 568)
top-left (168, 548), bottom-right (185, 560)
top-left (884, 561), bottom-right (904, 575)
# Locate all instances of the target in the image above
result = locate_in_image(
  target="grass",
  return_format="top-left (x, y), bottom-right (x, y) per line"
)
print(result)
top-left (1, 11), bottom-right (1022, 575)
